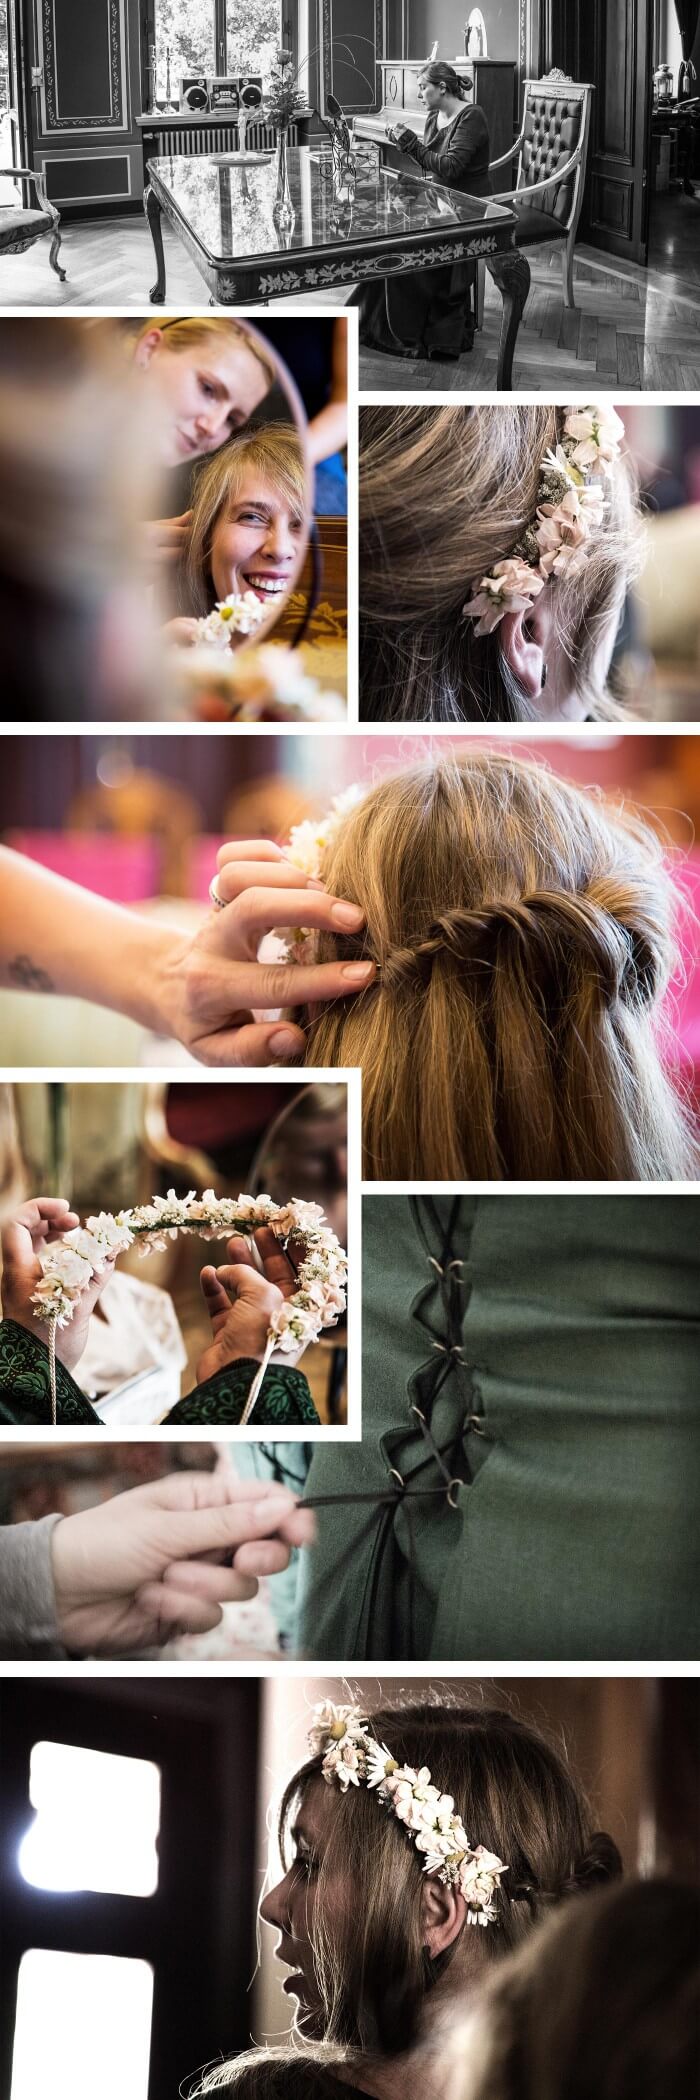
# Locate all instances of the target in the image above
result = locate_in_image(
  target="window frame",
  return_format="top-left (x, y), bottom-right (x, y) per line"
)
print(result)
top-left (1, 1682), bottom-right (261, 2100)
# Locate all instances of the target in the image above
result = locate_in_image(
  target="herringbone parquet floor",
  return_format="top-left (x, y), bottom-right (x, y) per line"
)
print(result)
top-left (2, 211), bottom-right (699, 389)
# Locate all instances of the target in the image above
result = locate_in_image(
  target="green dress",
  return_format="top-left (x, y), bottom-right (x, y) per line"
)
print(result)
top-left (0, 1321), bottom-right (319, 1428)
top-left (291, 1196), bottom-right (699, 1661)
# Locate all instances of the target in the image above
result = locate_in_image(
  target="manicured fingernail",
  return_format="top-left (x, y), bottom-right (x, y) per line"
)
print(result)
top-left (331, 901), bottom-right (364, 928)
top-left (342, 961), bottom-right (375, 983)
top-left (270, 1028), bottom-right (300, 1054)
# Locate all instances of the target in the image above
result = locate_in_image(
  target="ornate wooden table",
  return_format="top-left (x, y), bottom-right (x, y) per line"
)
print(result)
top-left (144, 148), bottom-right (529, 389)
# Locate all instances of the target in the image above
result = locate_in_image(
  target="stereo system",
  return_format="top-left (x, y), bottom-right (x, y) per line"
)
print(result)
top-left (179, 75), bottom-right (264, 113)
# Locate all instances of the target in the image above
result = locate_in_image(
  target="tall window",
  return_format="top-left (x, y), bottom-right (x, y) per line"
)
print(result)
top-left (226, 0), bottom-right (282, 80)
top-left (153, 1), bottom-right (217, 97)
top-left (153, 1), bottom-right (283, 98)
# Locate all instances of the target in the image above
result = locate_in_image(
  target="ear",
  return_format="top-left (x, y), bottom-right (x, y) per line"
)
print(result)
top-left (420, 1873), bottom-right (467, 1959)
top-left (133, 328), bottom-right (164, 369)
top-left (500, 590), bottom-right (555, 702)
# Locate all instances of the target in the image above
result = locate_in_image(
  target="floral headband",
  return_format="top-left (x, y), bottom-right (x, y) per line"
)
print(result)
top-left (462, 404), bottom-right (626, 637)
top-left (30, 1190), bottom-right (347, 1426)
top-left (308, 1704), bottom-right (508, 1927)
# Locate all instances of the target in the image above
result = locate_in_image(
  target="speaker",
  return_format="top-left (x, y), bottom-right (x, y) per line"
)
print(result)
top-left (207, 74), bottom-right (263, 111)
top-left (239, 76), bottom-right (263, 109)
top-left (180, 76), bottom-right (209, 110)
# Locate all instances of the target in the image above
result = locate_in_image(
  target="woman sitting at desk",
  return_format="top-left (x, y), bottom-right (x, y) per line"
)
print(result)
top-left (354, 61), bottom-right (491, 363)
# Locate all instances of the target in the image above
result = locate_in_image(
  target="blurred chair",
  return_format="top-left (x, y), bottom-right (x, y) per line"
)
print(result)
top-left (477, 70), bottom-right (593, 323)
top-left (140, 1081), bottom-right (299, 1196)
top-left (68, 769), bottom-right (203, 896)
top-left (0, 114), bottom-right (66, 284)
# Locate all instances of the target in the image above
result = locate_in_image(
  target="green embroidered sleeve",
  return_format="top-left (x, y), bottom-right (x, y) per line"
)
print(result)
top-left (0, 1320), bottom-right (103, 1426)
top-left (164, 1357), bottom-right (320, 1427)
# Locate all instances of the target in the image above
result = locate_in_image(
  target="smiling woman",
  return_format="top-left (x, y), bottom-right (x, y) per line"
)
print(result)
top-left (173, 424), bottom-right (309, 638)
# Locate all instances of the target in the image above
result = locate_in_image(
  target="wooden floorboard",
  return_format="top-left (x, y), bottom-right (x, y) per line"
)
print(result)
top-left (1, 211), bottom-right (699, 389)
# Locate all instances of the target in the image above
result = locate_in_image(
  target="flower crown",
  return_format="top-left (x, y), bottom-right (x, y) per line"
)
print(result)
top-left (462, 404), bottom-right (626, 637)
top-left (30, 1191), bottom-right (346, 1423)
top-left (308, 1704), bottom-right (508, 1927)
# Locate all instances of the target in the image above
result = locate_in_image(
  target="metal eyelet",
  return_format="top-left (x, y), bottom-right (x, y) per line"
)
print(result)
top-left (431, 1340), bottom-right (448, 1354)
top-left (410, 1403), bottom-right (427, 1425)
top-left (466, 1413), bottom-right (486, 1435)
top-left (446, 1478), bottom-right (466, 1509)
top-left (387, 1466), bottom-right (405, 1489)
top-left (446, 1259), bottom-right (464, 1273)
top-left (427, 1256), bottom-right (444, 1274)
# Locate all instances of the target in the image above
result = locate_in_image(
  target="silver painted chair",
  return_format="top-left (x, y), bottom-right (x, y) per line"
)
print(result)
top-left (476, 69), bottom-right (593, 324)
top-left (0, 112), bottom-right (66, 282)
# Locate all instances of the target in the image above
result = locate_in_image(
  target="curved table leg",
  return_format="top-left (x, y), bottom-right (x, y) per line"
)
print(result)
top-left (487, 250), bottom-right (531, 391)
top-left (144, 183), bottom-right (166, 304)
top-left (47, 214), bottom-right (67, 282)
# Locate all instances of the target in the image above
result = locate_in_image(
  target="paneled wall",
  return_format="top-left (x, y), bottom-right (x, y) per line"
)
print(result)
top-left (407, 0), bottom-right (520, 62)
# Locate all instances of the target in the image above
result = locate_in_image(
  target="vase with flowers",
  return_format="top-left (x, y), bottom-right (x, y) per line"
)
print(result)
top-left (265, 47), bottom-right (306, 227)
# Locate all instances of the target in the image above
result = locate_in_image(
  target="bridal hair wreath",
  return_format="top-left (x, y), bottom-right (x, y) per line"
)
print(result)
top-left (30, 1190), bottom-right (347, 1426)
top-left (309, 1703), bottom-right (509, 1927)
top-left (462, 404), bottom-right (626, 637)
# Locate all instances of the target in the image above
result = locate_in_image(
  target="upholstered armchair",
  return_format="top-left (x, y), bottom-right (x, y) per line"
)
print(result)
top-left (477, 70), bottom-right (592, 322)
top-left (0, 113), bottom-right (66, 282)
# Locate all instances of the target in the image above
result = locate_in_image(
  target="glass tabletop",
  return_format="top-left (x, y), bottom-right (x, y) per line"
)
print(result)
top-left (147, 146), bottom-right (514, 266)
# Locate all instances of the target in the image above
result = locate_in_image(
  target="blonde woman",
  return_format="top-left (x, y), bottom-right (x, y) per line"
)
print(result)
top-left (359, 404), bottom-right (644, 722)
top-left (128, 317), bottom-right (281, 572)
top-left (262, 748), bottom-right (697, 1181)
top-left (194, 1699), bottom-right (621, 2094)
top-left (166, 424), bottom-right (308, 646)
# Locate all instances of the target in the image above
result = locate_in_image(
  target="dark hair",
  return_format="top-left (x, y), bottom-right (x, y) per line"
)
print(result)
top-left (468, 1878), bottom-right (700, 2100)
top-left (420, 61), bottom-right (470, 99)
top-left (275, 1703), bottom-right (622, 2054)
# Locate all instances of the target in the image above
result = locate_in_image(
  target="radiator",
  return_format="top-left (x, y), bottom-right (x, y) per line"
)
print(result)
top-left (153, 119), bottom-right (301, 156)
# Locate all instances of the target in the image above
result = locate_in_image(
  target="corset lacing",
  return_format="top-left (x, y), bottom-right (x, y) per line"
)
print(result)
top-left (258, 1197), bottom-right (489, 1655)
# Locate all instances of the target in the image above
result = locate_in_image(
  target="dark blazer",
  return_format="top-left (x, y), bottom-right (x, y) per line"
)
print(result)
top-left (395, 102), bottom-right (492, 197)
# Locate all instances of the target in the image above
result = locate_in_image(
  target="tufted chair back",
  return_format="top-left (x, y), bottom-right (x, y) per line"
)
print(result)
top-left (519, 89), bottom-right (583, 221)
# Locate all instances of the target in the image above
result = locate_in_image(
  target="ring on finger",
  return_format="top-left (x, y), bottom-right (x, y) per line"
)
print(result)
top-left (208, 877), bottom-right (227, 911)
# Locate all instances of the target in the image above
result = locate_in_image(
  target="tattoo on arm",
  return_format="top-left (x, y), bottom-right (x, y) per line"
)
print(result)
top-left (8, 954), bottom-right (55, 994)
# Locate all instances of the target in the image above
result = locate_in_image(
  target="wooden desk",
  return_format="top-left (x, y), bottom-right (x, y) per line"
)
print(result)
top-left (144, 147), bottom-right (528, 389)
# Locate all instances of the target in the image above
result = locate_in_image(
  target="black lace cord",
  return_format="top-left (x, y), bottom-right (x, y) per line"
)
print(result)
top-left (294, 1200), bottom-right (484, 1656)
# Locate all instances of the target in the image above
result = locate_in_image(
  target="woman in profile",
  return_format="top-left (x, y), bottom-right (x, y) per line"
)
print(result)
top-left (192, 1699), bottom-right (622, 2097)
top-left (353, 61), bottom-right (491, 362)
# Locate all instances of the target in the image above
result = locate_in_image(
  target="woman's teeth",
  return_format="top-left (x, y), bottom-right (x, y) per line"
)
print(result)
top-left (244, 574), bottom-right (287, 595)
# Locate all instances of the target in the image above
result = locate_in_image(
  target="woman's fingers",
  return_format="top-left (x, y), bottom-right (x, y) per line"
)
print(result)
top-left (159, 1558), bottom-right (259, 1603)
top-left (191, 1020), bottom-right (307, 1067)
top-left (223, 1235), bottom-right (257, 1271)
top-left (200, 948), bottom-right (376, 1011)
top-left (248, 1226), bottom-right (298, 1297)
top-left (214, 885), bottom-right (364, 951)
top-left (199, 1264), bottom-right (234, 1329)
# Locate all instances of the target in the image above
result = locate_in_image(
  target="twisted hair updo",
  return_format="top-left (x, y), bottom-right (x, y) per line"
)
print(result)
top-left (302, 749), bottom-right (696, 1180)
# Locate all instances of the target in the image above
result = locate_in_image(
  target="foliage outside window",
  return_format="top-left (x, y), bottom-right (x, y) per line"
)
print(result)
top-left (153, 0), bottom-right (282, 98)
